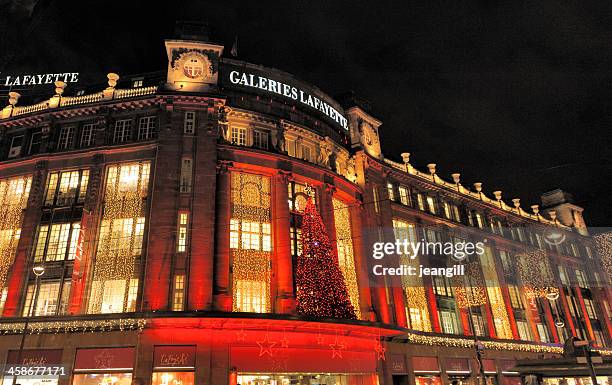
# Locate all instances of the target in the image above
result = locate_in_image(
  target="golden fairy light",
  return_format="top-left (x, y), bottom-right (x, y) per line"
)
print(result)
top-left (0, 175), bottom-right (31, 291)
top-left (480, 247), bottom-right (513, 339)
top-left (517, 250), bottom-right (559, 300)
top-left (231, 172), bottom-right (272, 313)
top-left (453, 260), bottom-right (487, 308)
top-left (332, 198), bottom-right (362, 319)
top-left (594, 232), bottom-right (612, 281)
top-left (392, 219), bottom-right (431, 331)
top-left (89, 162), bottom-right (149, 313)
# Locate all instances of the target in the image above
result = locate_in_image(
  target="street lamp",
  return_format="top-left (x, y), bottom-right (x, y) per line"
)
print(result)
top-left (11, 264), bottom-right (45, 385)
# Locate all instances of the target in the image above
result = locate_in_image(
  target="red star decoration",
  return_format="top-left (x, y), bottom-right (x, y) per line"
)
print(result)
top-left (236, 329), bottom-right (247, 342)
top-left (374, 342), bottom-right (386, 361)
top-left (257, 333), bottom-right (277, 357)
top-left (330, 337), bottom-right (346, 359)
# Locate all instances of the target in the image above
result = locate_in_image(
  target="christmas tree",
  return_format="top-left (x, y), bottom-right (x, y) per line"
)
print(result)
top-left (296, 197), bottom-right (357, 319)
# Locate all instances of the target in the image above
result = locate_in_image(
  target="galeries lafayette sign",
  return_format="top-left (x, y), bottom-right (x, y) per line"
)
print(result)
top-left (225, 68), bottom-right (348, 131)
top-left (2, 72), bottom-right (79, 87)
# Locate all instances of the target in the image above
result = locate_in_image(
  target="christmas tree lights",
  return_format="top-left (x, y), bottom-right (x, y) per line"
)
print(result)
top-left (296, 198), bottom-right (356, 319)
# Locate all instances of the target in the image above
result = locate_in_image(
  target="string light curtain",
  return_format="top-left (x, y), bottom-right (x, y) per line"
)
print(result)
top-left (517, 249), bottom-right (559, 300)
top-left (480, 246), bottom-right (513, 338)
top-left (0, 175), bottom-right (31, 291)
top-left (332, 198), bottom-right (361, 319)
top-left (230, 172), bottom-right (272, 313)
top-left (594, 233), bottom-right (612, 281)
top-left (453, 260), bottom-right (487, 309)
top-left (88, 162), bottom-right (149, 313)
top-left (392, 219), bottom-right (431, 331)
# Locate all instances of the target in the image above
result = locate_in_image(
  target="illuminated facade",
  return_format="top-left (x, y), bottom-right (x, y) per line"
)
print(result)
top-left (0, 26), bottom-right (610, 385)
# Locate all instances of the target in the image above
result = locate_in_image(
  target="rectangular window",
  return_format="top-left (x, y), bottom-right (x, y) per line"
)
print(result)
top-left (230, 219), bottom-right (271, 251)
top-left (508, 285), bottom-right (524, 309)
top-left (230, 127), bottom-right (247, 146)
top-left (286, 138), bottom-right (296, 157)
top-left (537, 323), bottom-right (550, 343)
top-left (80, 123), bottom-right (95, 147)
top-left (138, 116), bottom-right (156, 140)
top-left (499, 250), bottom-right (512, 274)
top-left (575, 269), bottom-right (588, 288)
top-left (177, 213), bottom-right (188, 252)
top-left (253, 130), bottom-right (269, 149)
top-left (114, 119), bottom-right (132, 143)
top-left (34, 222), bottom-right (81, 262)
top-left (426, 196), bottom-right (436, 214)
top-left (44, 169), bottom-right (89, 206)
top-left (184, 111), bottom-right (196, 134)
top-left (180, 158), bottom-right (193, 193)
top-left (517, 321), bottom-right (532, 341)
top-left (584, 298), bottom-right (596, 319)
top-left (417, 193), bottom-right (425, 211)
top-left (471, 313), bottom-right (486, 337)
top-left (398, 185), bottom-right (410, 205)
top-left (132, 79), bottom-right (143, 88)
top-left (23, 280), bottom-right (71, 316)
top-left (301, 145), bottom-right (312, 162)
top-left (559, 266), bottom-right (570, 286)
top-left (387, 183), bottom-right (395, 201)
top-left (453, 205), bottom-right (461, 222)
top-left (57, 126), bottom-right (74, 150)
top-left (29, 130), bottom-right (42, 154)
top-left (172, 274), bottom-right (185, 311)
top-left (8, 135), bottom-right (24, 158)
top-left (90, 278), bottom-right (139, 314)
top-left (440, 310), bottom-right (458, 334)
top-left (443, 202), bottom-right (451, 219)
top-left (373, 187), bottom-right (380, 213)
top-left (475, 213), bottom-right (484, 229)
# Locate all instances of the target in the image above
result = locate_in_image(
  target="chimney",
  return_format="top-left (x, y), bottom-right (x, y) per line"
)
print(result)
top-left (541, 189), bottom-right (588, 235)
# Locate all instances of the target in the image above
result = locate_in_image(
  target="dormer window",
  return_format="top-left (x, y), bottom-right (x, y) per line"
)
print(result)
top-left (132, 78), bottom-right (144, 88)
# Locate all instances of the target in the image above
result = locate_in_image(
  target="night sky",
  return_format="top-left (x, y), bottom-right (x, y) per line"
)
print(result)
top-left (1, 0), bottom-right (610, 229)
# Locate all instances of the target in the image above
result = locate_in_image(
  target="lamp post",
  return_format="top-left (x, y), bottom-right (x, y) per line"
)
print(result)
top-left (466, 305), bottom-right (487, 385)
top-left (11, 264), bottom-right (45, 385)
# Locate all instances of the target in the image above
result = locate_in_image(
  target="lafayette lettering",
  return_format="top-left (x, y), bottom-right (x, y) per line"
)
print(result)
top-left (160, 353), bottom-right (189, 366)
top-left (229, 70), bottom-right (348, 130)
top-left (3, 72), bottom-right (79, 87)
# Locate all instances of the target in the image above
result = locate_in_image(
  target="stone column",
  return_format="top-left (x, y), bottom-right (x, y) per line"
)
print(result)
top-left (3, 161), bottom-right (47, 317)
top-left (272, 171), bottom-right (294, 314)
top-left (213, 161), bottom-right (233, 311)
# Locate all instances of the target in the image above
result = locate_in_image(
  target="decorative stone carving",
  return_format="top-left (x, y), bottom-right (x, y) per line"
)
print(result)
top-left (275, 122), bottom-right (285, 153)
top-left (318, 138), bottom-right (333, 168)
top-left (217, 105), bottom-right (231, 142)
top-left (345, 156), bottom-right (357, 183)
